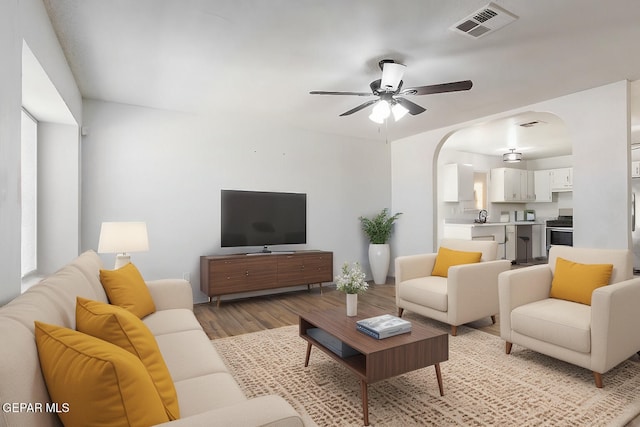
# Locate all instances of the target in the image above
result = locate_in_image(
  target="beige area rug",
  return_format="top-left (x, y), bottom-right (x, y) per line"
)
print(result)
top-left (212, 317), bottom-right (640, 426)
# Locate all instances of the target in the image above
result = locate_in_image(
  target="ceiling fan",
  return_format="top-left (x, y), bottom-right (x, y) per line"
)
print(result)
top-left (310, 59), bottom-right (473, 123)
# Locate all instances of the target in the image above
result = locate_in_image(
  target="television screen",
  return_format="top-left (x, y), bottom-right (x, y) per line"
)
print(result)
top-left (221, 190), bottom-right (307, 248)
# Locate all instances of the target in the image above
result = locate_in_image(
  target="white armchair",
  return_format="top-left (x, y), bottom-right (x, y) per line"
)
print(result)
top-left (499, 245), bottom-right (640, 388)
top-left (395, 239), bottom-right (512, 336)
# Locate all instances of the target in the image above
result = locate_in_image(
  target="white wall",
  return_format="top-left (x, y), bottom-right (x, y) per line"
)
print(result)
top-left (81, 99), bottom-right (391, 302)
top-left (392, 81), bottom-right (631, 258)
top-left (0, 0), bottom-right (82, 304)
top-left (38, 123), bottom-right (80, 273)
top-left (0, 0), bottom-right (23, 305)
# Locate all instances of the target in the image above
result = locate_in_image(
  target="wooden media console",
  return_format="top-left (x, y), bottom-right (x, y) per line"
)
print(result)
top-left (200, 250), bottom-right (333, 306)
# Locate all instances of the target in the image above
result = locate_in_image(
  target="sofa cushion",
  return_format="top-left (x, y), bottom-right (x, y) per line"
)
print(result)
top-left (0, 319), bottom-right (55, 427)
top-left (100, 262), bottom-right (156, 318)
top-left (144, 308), bottom-right (204, 336)
top-left (431, 246), bottom-right (482, 278)
top-left (550, 257), bottom-right (613, 305)
top-left (155, 329), bottom-right (230, 381)
top-left (511, 298), bottom-right (591, 353)
top-left (173, 373), bottom-right (247, 417)
top-left (398, 276), bottom-right (448, 312)
top-left (75, 297), bottom-right (180, 421)
top-left (34, 321), bottom-right (169, 427)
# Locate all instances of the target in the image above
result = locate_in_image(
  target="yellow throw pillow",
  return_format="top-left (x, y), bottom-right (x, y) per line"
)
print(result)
top-left (76, 297), bottom-right (180, 421)
top-left (100, 262), bottom-right (156, 318)
top-left (550, 257), bottom-right (613, 305)
top-left (34, 321), bottom-right (169, 427)
top-left (431, 246), bottom-right (483, 278)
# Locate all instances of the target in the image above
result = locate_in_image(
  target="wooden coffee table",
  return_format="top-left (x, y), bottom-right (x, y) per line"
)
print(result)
top-left (299, 305), bottom-right (448, 426)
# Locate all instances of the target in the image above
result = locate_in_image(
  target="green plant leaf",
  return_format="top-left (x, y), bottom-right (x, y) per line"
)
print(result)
top-left (358, 208), bottom-right (402, 244)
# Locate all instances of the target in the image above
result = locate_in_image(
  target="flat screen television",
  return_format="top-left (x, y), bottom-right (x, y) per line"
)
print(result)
top-left (221, 190), bottom-right (307, 250)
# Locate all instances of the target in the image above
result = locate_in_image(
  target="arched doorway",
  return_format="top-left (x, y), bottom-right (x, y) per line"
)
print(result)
top-left (434, 111), bottom-right (571, 261)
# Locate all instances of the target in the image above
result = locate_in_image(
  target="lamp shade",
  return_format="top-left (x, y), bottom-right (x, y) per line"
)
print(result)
top-left (98, 222), bottom-right (149, 254)
top-left (392, 103), bottom-right (409, 121)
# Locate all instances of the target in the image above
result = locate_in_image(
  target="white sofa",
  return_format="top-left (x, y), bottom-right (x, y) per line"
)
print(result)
top-left (499, 245), bottom-right (640, 388)
top-left (0, 250), bottom-right (308, 427)
top-left (395, 239), bottom-right (512, 335)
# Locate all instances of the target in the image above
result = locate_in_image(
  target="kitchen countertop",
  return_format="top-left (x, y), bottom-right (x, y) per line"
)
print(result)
top-left (444, 221), bottom-right (544, 227)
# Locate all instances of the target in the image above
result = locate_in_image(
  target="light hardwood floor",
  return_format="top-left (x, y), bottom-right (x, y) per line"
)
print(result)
top-left (193, 281), bottom-right (639, 426)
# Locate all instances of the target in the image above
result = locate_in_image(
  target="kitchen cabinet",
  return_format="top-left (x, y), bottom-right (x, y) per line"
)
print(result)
top-left (632, 161), bottom-right (640, 178)
top-left (534, 170), bottom-right (553, 202)
top-left (442, 163), bottom-right (473, 202)
top-left (551, 167), bottom-right (572, 192)
top-left (490, 168), bottom-right (535, 202)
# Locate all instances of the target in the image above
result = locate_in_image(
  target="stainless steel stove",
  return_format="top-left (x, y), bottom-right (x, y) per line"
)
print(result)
top-left (546, 209), bottom-right (573, 255)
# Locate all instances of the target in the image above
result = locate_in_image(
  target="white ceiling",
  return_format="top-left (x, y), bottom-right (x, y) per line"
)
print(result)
top-left (41, 0), bottom-right (640, 158)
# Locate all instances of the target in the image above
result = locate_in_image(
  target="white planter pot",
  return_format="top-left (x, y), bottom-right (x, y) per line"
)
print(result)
top-left (368, 243), bottom-right (390, 285)
top-left (346, 293), bottom-right (358, 317)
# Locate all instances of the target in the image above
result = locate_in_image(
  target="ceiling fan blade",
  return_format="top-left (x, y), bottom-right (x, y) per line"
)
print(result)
top-left (339, 99), bottom-right (379, 116)
top-left (395, 97), bottom-right (426, 115)
top-left (310, 90), bottom-right (373, 96)
top-left (400, 80), bottom-right (473, 96)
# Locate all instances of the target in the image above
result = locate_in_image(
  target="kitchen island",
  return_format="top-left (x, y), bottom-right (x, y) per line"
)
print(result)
top-left (443, 222), bottom-right (545, 263)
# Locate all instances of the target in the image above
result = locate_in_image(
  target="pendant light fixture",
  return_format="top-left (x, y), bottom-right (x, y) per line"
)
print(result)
top-left (503, 148), bottom-right (523, 163)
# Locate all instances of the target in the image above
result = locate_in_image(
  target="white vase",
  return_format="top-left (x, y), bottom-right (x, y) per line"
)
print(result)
top-left (346, 293), bottom-right (358, 317)
top-left (368, 243), bottom-right (390, 285)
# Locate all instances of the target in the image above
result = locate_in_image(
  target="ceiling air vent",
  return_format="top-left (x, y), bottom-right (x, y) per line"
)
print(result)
top-left (451, 2), bottom-right (518, 39)
top-left (518, 120), bottom-right (547, 128)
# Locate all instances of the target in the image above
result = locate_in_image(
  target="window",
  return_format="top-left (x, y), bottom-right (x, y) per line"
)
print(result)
top-left (21, 109), bottom-right (37, 277)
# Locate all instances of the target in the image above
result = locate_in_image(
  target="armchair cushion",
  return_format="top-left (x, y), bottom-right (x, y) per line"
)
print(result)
top-left (397, 276), bottom-right (448, 311)
top-left (511, 298), bottom-right (591, 353)
top-left (550, 257), bottom-right (613, 305)
top-left (431, 247), bottom-right (482, 277)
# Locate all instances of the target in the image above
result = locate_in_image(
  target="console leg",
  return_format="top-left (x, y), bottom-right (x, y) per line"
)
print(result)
top-left (216, 297), bottom-right (222, 308)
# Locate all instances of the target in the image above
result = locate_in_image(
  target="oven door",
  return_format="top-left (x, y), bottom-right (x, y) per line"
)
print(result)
top-left (546, 227), bottom-right (573, 256)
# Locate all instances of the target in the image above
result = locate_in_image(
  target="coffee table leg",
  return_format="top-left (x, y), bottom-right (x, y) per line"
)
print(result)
top-left (304, 342), bottom-right (312, 367)
top-left (361, 380), bottom-right (369, 426)
top-left (434, 363), bottom-right (444, 396)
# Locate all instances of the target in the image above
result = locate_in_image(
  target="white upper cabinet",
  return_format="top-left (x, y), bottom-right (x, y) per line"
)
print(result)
top-left (632, 161), bottom-right (640, 178)
top-left (490, 167), bottom-right (535, 203)
top-left (550, 167), bottom-right (573, 192)
top-left (442, 163), bottom-right (474, 202)
top-left (534, 170), bottom-right (553, 202)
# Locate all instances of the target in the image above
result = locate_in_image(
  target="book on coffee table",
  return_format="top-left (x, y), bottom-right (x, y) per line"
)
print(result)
top-left (356, 314), bottom-right (412, 339)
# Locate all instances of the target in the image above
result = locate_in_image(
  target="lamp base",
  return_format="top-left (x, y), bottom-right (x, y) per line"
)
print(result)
top-left (114, 254), bottom-right (131, 269)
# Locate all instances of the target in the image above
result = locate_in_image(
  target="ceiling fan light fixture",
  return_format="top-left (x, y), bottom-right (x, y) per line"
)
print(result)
top-left (370, 100), bottom-right (390, 123)
top-left (368, 112), bottom-right (385, 124)
top-left (380, 62), bottom-right (406, 91)
top-left (503, 148), bottom-right (523, 163)
top-left (392, 102), bottom-right (409, 121)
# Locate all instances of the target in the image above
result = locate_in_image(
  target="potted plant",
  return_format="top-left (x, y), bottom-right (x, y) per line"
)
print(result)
top-left (358, 208), bottom-right (402, 284)
top-left (335, 262), bottom-right (368, 316)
